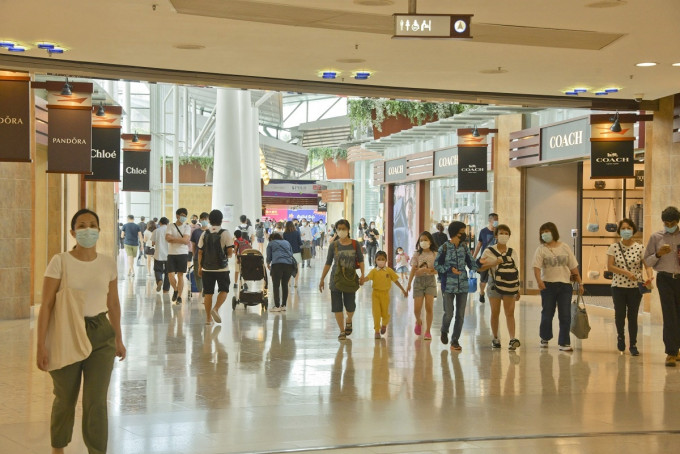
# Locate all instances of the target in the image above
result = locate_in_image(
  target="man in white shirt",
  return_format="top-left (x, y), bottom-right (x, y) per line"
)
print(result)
top-left (299, 219), bottom-right (313, 267)
top-left (198, 209), bottom-right (234, 324)
top-left (165, 208), bottom-right (191, 304)
top-left (237, 214), bottom-right (255, 245)
top-left (152, 217), bottom-right (170, 293)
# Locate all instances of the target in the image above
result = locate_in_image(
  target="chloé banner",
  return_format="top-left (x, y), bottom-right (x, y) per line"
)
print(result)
top-left (457, 146), bottom-right (488, 192)
top-left (122, 133), bottom-right (151, 191)
top-left (44, 81), bottom-right (93, 173)
top-left (0, 71), bottom-right (31, 162)
top-left (590, 115), bottom-right (635, 179)
top-left (86, 106), bottom-right (122, 182)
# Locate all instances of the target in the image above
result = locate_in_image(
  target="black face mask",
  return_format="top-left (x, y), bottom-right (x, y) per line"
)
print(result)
top-left (191, 220), bottom-right (197, 225)
top-left (458, 233), bottom-right (467, 242)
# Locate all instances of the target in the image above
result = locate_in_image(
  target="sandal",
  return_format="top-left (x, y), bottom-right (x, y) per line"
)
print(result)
top-left (338, 332), bottom-right (347, 341)
top-left (345, 322), bottom-right (353, 335)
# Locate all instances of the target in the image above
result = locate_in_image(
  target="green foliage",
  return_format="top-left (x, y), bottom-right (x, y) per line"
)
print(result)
top-left (308, 147), bottom-right (348, 165)
top-left (161, 156), bottom-right (213, 171)
top-left (348, 98), bottom-right (473, 132)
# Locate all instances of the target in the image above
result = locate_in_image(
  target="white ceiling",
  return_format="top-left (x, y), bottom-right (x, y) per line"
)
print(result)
top-left (2, 0), bottom-right (680, 104)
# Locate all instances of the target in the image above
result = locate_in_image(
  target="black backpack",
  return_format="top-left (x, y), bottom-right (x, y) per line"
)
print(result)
top-left (201, 230), bottom-right (228, 270)
top-left (238, 225), bottom-right (251, 244)
top-left (488, 247), bottom-right (520, 295)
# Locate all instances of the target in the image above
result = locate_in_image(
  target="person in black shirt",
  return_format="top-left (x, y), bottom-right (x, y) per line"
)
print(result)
top-left (432, 223), bottom-right (449, 248)
top-left (365, 221), bottom-right (380, 267)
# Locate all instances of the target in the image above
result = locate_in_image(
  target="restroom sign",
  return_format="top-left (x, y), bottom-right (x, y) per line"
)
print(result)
top-left (393, 14), bottom-right (473, 39)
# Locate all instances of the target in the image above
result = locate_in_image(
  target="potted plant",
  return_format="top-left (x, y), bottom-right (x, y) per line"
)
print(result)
top-left (309, 147), bottom-right (352, 180)
top-left (348, 98), bottom-right (472, 139)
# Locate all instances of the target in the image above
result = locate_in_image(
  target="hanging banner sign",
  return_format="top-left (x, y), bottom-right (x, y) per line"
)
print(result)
top-left (634, 170), bottom-right (644, 188)
top-left (457, 146), bottom-right (487, 192)
top-left (86, 106), bottom-right (122, 182)
top-left (590, 118), bottom-right (635, 179)
top-left (44, 81), bottom-right (93, 174)
top-left (433, 147), bottom-right (458, 177)
top-left (0, 71), bottom-right (31, 162)
top-left (122, 133), bottom-right (151, 191)
top-left (590, 141), bottom-right (635, 179)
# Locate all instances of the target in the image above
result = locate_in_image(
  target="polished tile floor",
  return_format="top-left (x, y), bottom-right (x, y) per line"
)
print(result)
top-left (2, 247), bottom-right (680, 453)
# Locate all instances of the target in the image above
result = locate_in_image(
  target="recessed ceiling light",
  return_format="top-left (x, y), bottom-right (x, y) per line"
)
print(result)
top-left (635, 62), bottom-right (657, 67)
top-left (595, 91), bottom-right (608, 95)
top-left (574, 88), bottom-right (588, 93)
top-left (37, 42), bottom-right (55, 50)
top-left (48, 47), bottom-right (65, 54)
top-left (354, 71), bottom-right (371, 80)
top-left (672, 63), bottom-right (680, 67)
top-left (337, 58), bottom-right (366, 64)
top-left (320, 71), bottom-right (338, 79)
top-left (8, 46), bottom-right (26, 52)
top-left (604, 88), bottom-right (619, 93)
top-left (565, 91), bottom-right (578, 96)
top-left (173, 44), bottom-right (205, 50)
top-left (0, 41), bottom-right (15, 48)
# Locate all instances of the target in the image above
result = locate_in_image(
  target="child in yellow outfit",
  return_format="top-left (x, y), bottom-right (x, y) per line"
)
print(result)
top-left (361, 251), bottom-right (408, 339)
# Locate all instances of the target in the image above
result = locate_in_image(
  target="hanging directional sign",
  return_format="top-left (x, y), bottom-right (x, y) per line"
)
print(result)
top-left (393, 14), bottom-right (473, 39)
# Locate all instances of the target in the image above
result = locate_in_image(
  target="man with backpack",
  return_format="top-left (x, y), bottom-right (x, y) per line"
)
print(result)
top-left (434, 221), bottom-right (479, 352)
top-left (255, 218), bottom-right (266, 253)
top-left (198, 209), bottom-right (234, 325)
top-left (478, 224), bottom-right (521, 351)
top-left (238, 214), bottom-right (254, 245)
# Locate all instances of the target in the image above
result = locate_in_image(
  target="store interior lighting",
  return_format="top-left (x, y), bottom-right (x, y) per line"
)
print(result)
top-left (610, 112), bottom-right (622, 133)
top-left (61, 78), bottom-right (72, 96)
top-left (132, 131), bottom-right (139, 143)
top-left (96, 102), bottom-right (105, 117)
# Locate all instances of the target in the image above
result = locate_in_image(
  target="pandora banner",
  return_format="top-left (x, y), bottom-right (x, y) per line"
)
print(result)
top-left (0, 72), bottom-right (31, 162)
top-left (45, 81), bottom-right (93, 174)
top-left (86, 106), bottom-right (122, 181)
top-left (457, 146), bottom-right (487, 192)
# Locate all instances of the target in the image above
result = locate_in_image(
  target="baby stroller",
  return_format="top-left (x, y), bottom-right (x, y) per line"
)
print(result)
top-left (232, 249), bottom-right (269, 311)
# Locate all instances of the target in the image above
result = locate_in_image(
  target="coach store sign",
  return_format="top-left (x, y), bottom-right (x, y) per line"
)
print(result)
top-left (0, 71), bottom-right (31, 162)
top-left (433, 147), bottom-right (458, 177)
top-left (540, 117), bottom-right (590, 162)
top-left (384, 158), bottom-right (407, 183)
top-left (589, 114), bottom-right (635, 179)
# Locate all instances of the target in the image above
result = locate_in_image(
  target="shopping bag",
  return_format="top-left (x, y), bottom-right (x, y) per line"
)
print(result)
top-left (570, 294), bottom-right (591, 340)
top-left (468, 270), bottom-right (478, 293)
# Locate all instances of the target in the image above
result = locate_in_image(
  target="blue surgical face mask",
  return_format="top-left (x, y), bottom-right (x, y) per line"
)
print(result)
top-left (75, 228), bottom-right (99, 248)
top-left (200, 220), bottom-right (209, 228)
top-left (541, 232), bottom-right (553, 243)
top-left (620, 229), bottom-right (633, 240)
top-left (492, 221), bottom-right (499, 227)
top-left (665, 225), bottom-right (679, 234)
top-left (179, 216), bottom-right (187, 223)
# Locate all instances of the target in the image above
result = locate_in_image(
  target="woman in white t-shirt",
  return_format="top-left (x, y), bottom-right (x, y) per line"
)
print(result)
top-left (532, 222), bottom-right (583, 352)
top-left (479, 224), bottom-right (521, 351)
top-left (36, 209), bottom-right (126, 454)
top-left (606, 219), bottom-right (654, 356)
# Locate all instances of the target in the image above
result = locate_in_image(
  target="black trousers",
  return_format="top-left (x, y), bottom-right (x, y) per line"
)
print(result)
top-left (153, 260), bottom-right (171, 292)
top-left (271, 263), bottom-right (294, 307)
top-left (611, 286), bottom-right (641, 346)
top-left (366, 242), bottom-right (377, 266)
top-left (657, 273), bottom-right (680, 355)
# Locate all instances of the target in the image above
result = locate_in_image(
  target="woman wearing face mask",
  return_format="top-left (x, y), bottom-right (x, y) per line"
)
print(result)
top-left (36, 209), bottom-right (126, 454)
top-left (319, 219), bottom-right (365, 340)
top-left (533, 222), bottom-right (583, 352)
top-left (607, 219), bottom-right (653, 356)
top-left (364, 221), bottom-right (380, 267)
top-left (299, 219), bottom-right (314, 268)
top-left (479, 225), bottom-right (521, 350)
top-left (407, 232), bottom-right (439, 340)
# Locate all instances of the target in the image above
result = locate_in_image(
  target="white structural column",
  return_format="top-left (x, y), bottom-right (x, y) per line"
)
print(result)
top-left (148, 84), bottom-right (162, 220)
top-left (240, 94), bottom-right (254, 223)
top-left (213, 88), bottom-right (244, 228)
top-left (172, 87), bottom-right (180, 215)
top-left (251, 103), bottom-right (263, 222)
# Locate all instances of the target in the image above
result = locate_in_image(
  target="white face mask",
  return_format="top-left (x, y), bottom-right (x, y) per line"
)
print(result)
top-left (497, 234), bottom-right (510, 245)
top-left (337, 230), bottom-right (348, 239)
top-left (419, 241), bottom-right (430, 250)
top-left (376, 259), bottom-right (386, 269)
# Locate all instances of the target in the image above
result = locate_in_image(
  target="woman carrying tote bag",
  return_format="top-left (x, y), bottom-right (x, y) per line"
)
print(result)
top-left (36, 209), bottom-right (126, 454)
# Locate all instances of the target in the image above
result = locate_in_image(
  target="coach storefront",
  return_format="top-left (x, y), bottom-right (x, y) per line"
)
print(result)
top-left (373, 128), bottom-right (495, 262)
top-left (510, 114), bottom-right (649, 300)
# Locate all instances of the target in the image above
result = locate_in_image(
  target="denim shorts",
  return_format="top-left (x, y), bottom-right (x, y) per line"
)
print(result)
top-left (413, 275), bottom-right (437, 297)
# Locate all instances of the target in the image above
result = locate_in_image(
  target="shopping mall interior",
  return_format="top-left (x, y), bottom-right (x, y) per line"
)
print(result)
top-left (1, 1), bottom-right (680, 453)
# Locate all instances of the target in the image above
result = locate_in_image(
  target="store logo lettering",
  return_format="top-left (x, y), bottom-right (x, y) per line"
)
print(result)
top-left (596, 152), bottom-right (629, 163)
top-left (549, 131), bottom-right (582, 149)
top-left (92, 148), bottom-right (117, 159)
top-left (438, 156), bottom-right (457, 167)
top-left (463, 164), bottom-right (484, 173)
top-left (52, 137), bottom-right (87, 144)
top-left (0, 116), bottom-right (24, 125)
top-left (125, 166), bottom-right (147, 175)
top-left (388, 165), bottom-right (404, 175)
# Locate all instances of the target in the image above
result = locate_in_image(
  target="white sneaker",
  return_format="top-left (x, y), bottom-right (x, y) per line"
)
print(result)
top-left (559, 344), bottom-right (573, 352)
top-left (270, 306), bottom-right (281, 312)
top-left (281, 306), bottom-right (287, 311)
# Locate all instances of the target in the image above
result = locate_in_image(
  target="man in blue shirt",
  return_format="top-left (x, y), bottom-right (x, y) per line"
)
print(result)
top-left (121, 215), bottom-right (143, 278)
top-left (473, 213), bottom-right (499, 303)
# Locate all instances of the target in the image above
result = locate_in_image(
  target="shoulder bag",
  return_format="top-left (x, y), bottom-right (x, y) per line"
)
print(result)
top-left (45, 253), bottom-right (93, 371)
top-left (570, 292), bottom-right (591, 340)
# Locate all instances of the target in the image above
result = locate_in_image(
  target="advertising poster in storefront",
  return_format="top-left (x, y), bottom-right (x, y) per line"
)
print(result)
top-left (393, 183), bottom-right (417, 257)
top-left (288, 208), bottom-right (326, 223)
top-left (122, 151), bottom-right (150, 191)
top-left (590, 141), bottom-right (634, 179)
top-left (457, 146), bottom-right (487, 192)
top-left (265, 206), bottom-right (289, 221)
top-left (0, 72), bottom-right (31, 162)
top-left (262, 180), bottom-right (320, 198)
top-left (87, 127), bottom-right (121, 181)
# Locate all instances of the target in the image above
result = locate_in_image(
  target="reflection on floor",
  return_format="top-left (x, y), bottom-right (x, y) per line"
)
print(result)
top-left (2, 248), bottom-right (680, 453)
